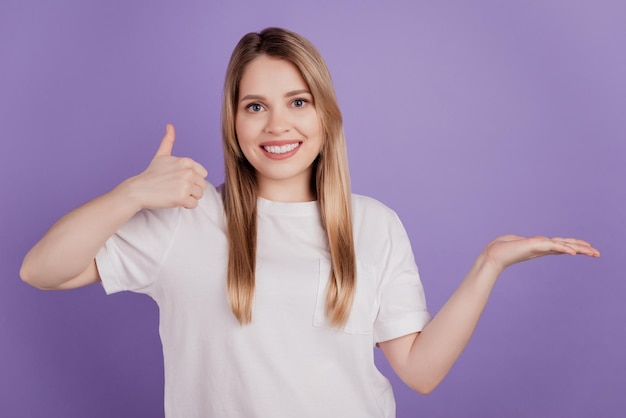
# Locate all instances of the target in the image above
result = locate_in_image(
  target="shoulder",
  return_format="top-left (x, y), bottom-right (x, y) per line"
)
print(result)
top-left (351, 194), bottom-right (401, 226)
top-left (351, 194), bottom-right (417, 277)
top-left (351, 194), bottom-right (411, 253)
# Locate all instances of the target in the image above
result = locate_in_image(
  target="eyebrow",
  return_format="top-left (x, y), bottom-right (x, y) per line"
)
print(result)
top-left (240, 89), bottom-right (312, 102)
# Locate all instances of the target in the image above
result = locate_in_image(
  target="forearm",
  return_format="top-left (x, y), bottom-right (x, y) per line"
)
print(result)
top-left (20, 180), bottom-right (141, 289)
top-left (405, 255), bottom-right (501, 392)
top-left (380, 235), bottom-right (599, 394)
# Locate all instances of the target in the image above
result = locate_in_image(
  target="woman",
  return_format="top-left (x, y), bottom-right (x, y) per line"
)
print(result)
top-left (20, 27), bottom-right (599, 417)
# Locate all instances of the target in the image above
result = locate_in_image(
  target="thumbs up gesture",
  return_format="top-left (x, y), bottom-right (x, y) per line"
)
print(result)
top-left (123, 124), bottom-right (209, 210)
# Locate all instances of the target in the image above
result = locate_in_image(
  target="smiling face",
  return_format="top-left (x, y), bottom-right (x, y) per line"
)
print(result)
top-left (235, 54), bottom-right (322, 202)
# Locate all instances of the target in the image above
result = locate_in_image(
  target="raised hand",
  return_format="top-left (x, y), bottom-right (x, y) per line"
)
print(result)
top-left (481, 234), bottom-right (600, 273)
top-left (122, 124), bottom-right (209, 210)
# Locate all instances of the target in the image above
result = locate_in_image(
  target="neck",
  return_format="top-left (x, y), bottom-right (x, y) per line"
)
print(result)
top-left (257, 176), bottom-right (315, 202)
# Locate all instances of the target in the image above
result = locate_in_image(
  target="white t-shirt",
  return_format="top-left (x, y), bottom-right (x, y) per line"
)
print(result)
top-left (96, 184), bottom-right (431, 417)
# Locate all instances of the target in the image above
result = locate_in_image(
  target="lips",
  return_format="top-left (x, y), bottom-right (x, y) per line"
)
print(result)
top-left (259, 141), bottom-right (302, 160)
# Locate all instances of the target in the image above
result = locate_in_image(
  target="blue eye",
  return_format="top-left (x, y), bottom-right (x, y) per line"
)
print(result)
top-left (247, 103), bottom-right (263, 112)
top-left (293, 99), bottom-right (307, 108)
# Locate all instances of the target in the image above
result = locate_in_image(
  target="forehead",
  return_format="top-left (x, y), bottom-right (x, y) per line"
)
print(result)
top-left (238, 55), bottom-right (309, 97)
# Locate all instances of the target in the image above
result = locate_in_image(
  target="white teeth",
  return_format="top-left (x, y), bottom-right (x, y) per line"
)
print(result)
top-left (263, 143), bottom-right (300, 154)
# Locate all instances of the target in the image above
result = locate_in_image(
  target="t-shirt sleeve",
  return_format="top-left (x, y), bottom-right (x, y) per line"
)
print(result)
top-left (95, 207), bottom-right (180, 295)
top-left (373, 212), bottom-right (431, 343)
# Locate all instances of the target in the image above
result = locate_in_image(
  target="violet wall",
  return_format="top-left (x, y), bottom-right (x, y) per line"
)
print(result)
top-left (1, 1), bottom-right (624, 417)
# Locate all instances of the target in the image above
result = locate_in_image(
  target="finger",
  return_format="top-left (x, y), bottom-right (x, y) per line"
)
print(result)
top-left (552, 237), bottom-right (592, 246)
top-left (192, 161), bottom-right (209, 178)
top-left (551, 242), bottom-right (578, 256)
top-left (181, 195), bottom-right (199, 209)
top-left (552, 238), bottom-right (600, 257)
top-left (189, 184), bottom-right (204, 200)
top-left (194, 176), bottom-right (209, 190)
top-left (177, 157), bottom-right (208, 178)
top-left (554, 241), bottom-right (600, 257)
top-left (566, 243), bottom-right (601, 257)
top-left (155, 123), bottom-right (176, 158)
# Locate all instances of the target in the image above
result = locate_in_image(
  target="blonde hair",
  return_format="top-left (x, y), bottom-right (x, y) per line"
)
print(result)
top-left (221, 27), bottom-right (356, 326)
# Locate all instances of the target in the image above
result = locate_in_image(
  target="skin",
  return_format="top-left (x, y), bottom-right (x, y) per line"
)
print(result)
top-left (236, 55), bottom-right (322, 202)
top-left (20, 53), bottom-right (600, 396)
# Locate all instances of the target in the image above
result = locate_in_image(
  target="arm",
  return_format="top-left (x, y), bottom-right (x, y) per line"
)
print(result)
top-left (20, 124), bottom-right (208, 290)
top-left (378, 235), bottom-right (600, 394)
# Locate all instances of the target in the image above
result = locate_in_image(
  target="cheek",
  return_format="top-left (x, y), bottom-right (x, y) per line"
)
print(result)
top-left (235, 118), bottom-right (251, 146)
top-left (300, 112), bottom-right (322, 137)
top-left (235, 115), bottom-right (264, 145)
top-left (309, 119), bottom-right (323, 141)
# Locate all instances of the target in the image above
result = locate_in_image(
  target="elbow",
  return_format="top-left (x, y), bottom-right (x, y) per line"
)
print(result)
top-left (410, 384), bottom-right (436, 396)
top-left (19, 260), bottom-right (32, 284)
top-left (19, 260), bottom-right (48, 290)
top-left (407, 378), bottom-right (442, 395)
top-left (19, 262), bottom-right (38, 288)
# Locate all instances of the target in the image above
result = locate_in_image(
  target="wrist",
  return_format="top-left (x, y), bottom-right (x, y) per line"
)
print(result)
top-left (110, 176), bottom-right (145, 213)
top-left (467, 251), bottom-right (503, 286)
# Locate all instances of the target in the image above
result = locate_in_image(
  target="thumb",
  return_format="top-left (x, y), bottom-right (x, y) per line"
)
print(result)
top-left (154, 124), bottom-right (176, 157)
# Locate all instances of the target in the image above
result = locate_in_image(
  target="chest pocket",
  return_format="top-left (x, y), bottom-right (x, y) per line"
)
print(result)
top-left (312, 258), bottom-right (376, 335)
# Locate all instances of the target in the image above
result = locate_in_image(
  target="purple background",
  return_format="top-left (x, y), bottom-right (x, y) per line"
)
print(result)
top-left (2, 1), bottom-right (624, 417)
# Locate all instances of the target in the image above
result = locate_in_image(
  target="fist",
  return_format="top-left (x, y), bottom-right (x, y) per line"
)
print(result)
top-left (125, 124), bottom-right (209, 210)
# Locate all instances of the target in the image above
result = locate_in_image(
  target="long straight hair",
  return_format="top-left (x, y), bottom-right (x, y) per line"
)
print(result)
top-left (221, 27), bottom-right (356, 326)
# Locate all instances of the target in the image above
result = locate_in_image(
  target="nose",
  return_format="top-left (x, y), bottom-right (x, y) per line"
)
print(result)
top-left (264, 108), bottom-right (290, 135)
